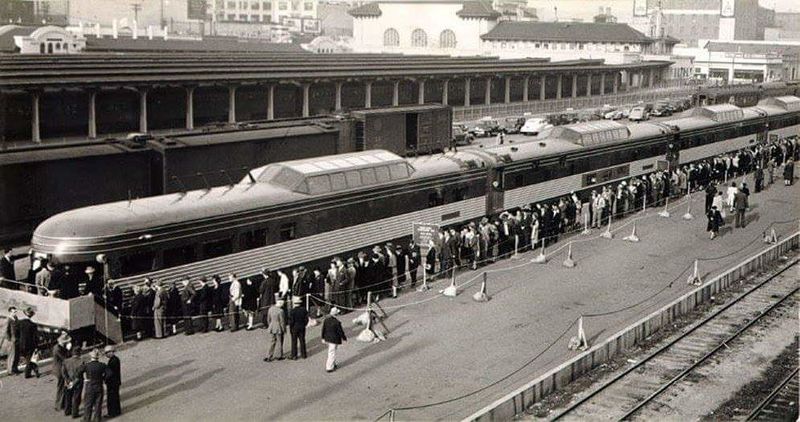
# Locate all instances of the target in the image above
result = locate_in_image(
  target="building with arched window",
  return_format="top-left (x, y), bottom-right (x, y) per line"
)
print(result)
top-left (0, 25), bottom-right (86, 54)
top-left (411, 28), bottom-right (427, 47)
top-left (383, 27), bottom-right (399, 46)
top-left (439, 29), bottom-right (457, 48)
top-left (350, 0), bottom-right (498, 55)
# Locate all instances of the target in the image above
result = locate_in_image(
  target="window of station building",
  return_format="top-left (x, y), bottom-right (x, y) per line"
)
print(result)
top-left (411, 28), bottom-right (427, 47)
top-left (534, 43), bottom-right (540, 48)
top-left (501, 42), bottom-right (507, 49)
top-left (624, 45), bottom-right (630, 51)
top-left (251, 14), bottom-right (260, 21)
top-left (263, 1), bottom-right (271, 9)
top-left (227, 1), bottom-right (236, 8)
top-left (241, 228), bottom-right (268, 250)
top-left (226, 13), bottom-right (235, 20)
top-left (279, 223), bottom-right (296, 241)
top-left (216, 0), bottom-right (224, 8)
top-left (439, 29), bottom-right (456, 49)
top-left (543, 43), bottom-right (549, 49)
top-left (118, 251), bottom-right (156, 278)
top-left (251, 1), bottom-right (259, 9)
top-left (304, 1), bottom-right (313, 11)
top-left (279, 1), bottom-right (287, 10)
top-left (384, 28), bottom-right (399, 46)
top-left (578, 43), bottom-right (584, 50)
top-left (163, 245), bottom-right (196, 268)
top-left (202, 238), bottom-right (233, 259)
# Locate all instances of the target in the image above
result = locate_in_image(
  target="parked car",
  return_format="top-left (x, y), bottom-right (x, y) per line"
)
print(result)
top-left (604, 110), bottom-right (625, 120)
top-left (469, 119), bottom-right (501, 137)
top-left (628, 106), bottom-right (649, 122)
top-left (520, 118), bottom-right (553, 136)
top-left (452, 125), bottom-right (474, 145)
top-left (500, 117), bottom-right (525, 134)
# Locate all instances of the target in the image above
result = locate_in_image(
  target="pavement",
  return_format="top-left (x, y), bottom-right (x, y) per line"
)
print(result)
top-left (1, 169), bottom-right (798, 422)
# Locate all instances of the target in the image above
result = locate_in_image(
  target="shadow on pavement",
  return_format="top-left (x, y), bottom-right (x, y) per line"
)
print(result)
top-left (123, 359), bottom-right (194, 389)
top-left (122, 367), bottom-right (224, 414)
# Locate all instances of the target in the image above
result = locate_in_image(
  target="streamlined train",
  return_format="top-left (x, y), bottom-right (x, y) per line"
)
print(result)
top-left (31, 96), bottom-right (800, 295)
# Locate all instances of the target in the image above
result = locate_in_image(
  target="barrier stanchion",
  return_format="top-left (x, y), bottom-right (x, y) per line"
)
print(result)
top-left (763, 228), bottom-right (778, 244)
top-left (473, 272), bottom-right (490, 302)
top-left (686, 259), bottom-right (702, 286)
top-left (511, 236), bottom-right (520, 259)
top-left (642, 194), bottom-right (647, 213)
top-left (353, 292), bottom-right (372, 326)
top-left (418, 254), bottom-right (430, 292)
top-left (581, 212), bottom-right (591, 235)
top-left (623, 221), bottom-right (640, 242)
top-left (601, 214), bottom-right (614, 239)
top-left (568, 316), bottom-right (588, 351)
top-left (683, 193), bottom-right (693, 220)
top-left (442, 270), bottom-right (458, 297)
top-left (563, 242), bottom-right (576, 268)
top-left (531, 237), bottom-right (547, 264)
top-left (658, 196), bottom-right (671, 218)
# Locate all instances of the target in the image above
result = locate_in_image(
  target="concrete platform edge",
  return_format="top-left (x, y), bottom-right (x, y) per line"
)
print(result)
top-left (464, 230), bottom-right (800, 422)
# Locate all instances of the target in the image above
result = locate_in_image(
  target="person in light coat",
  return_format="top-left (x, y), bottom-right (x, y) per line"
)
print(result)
top-left (228, 274), bottom-right (242, 332)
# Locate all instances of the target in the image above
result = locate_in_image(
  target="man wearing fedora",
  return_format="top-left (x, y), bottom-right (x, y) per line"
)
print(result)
top-left (288, 296), bottom-right (308, 360)
top-left (321, 307), bottom-right (347, 373)
top-left (4, 306), bottom-right (21, 375)
top-left (63, 345), bottom-right (86, 417)
top-left (17, 307), bottom-right (40, 378)
top-left (83, 266), bottom-right (103, 297)
top-left (264, 298), bottom-right (286, 362)
top-left (53, 331), bottom-right (72, 410)
top-left (104, 345), bottom-right (122, 418)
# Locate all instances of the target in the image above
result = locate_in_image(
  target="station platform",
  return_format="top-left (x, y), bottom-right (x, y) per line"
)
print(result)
top-left (1, 170), bottom-right (798, 421)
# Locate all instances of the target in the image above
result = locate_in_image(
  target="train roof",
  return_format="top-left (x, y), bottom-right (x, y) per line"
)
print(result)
top-left (692, 103), bottom-right (744, 123)
top-left (758, 95), bottom-right (800, 112)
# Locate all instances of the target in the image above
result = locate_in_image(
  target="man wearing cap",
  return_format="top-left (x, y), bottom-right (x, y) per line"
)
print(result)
top-left (321, 307), bottom-right (347, 373)
top-left (264, 299), bottom-right (286, 362)
top-left (104, 345), bottom-right (122, 418)
top-left (288, 296), bottom-right (308, 360)
top-left (77, 349), bottom-right (111, 422)
top-left (4, 306), bottom-right (21, 375)
top-left (53, 332), bottom-right (72, 410)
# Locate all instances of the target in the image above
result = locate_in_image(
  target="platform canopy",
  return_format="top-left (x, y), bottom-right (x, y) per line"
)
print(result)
top-left (253, 149), bottom-right (415, 195)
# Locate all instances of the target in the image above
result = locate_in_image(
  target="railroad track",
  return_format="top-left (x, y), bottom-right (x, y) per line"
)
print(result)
top-left (551, 259), bottom-right (799, 421)
top-left (746, 367), bottom-right (799, 421)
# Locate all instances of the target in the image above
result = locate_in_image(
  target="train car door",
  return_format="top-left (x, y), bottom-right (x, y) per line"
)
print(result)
top-left (485, 167), bottom-right (505, 215)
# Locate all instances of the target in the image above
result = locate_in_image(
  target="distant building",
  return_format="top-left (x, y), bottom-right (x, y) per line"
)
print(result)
top-left (0, 24), bottom-right (86, 54)
top-left (349, 0), bottom-right (500, 55)
top-left (208, 0), bottom-right (318, 26)
top-left (318, 1), bottom-right (353, 37)
top-left (481, 21), bottom-right (668, 64)
top-left (684, 40), bottom-right (800, 83)
top-left (593, 7), bottom-right (617, 24)
top-left (631, 0), bottom-right (776, 47)
top-left (766, 12), bottom-right (800, 41)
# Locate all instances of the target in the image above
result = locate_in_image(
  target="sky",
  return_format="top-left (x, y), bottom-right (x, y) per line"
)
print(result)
top-left (525, 0), bottom-right (800, 23)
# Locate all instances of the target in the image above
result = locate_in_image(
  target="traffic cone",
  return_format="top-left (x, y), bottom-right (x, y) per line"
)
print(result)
top-left (623, 221), bottom-right (640, 242)
top-left (601, 216), bottom-right (614, 239)
top-left (658, 196), bottom-right (670, 218)
top-left (562, 243), bottom-right (575, 268)
top-left (682, 195), bottom-right (693, 220)
top-left (686, 259), bottom-right (702, 286)
top-left (442, 273), bottom-right (458, 297)
top-left (531, 238), bottom-right (547, 264)
top-left (472, 273), bottom-right (490, 302)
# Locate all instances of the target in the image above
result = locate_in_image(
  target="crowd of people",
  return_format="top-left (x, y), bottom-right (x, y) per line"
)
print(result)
top-left (5, 306), bottom-right (122, 420)
top-left (1, 137), bottom-right (797, 379)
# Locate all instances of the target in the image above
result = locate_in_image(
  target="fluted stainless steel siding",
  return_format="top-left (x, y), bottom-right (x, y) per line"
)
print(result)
top-left (113, 196), bottom-right (486, 289)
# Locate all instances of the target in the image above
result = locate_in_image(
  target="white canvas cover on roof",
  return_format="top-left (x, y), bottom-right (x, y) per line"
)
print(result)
top-left (692, 103), bottom-right (743, 123)
top-left (550, 120), bottom-right (630, 146)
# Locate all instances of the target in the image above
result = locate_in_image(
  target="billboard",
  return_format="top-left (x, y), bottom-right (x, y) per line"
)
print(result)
top-left (282, 17), bottom-right (302, 32)
top-left (302, 18), bottom-right (321, 34)
top-left (633, 0), bottom-right (648, 17)
top-left (187, 0), bottom-right (207, 20)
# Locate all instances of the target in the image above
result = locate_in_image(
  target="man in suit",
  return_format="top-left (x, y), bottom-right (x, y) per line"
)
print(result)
top-left (83, 266), bottom-right (103, 297)
top-left (4, 306), bottom-right (21, 375)
top-left (1, 247), bottom-right (28, 289)
top-left (77, 349), bottom-right (111, 422)
top-left (63, 346), bottom-right (86, 417)
top-left (180, 277), bottom-right (196, 335)
top-left (321, 307), bottom-right (347, 373)
top-left (264, 299), bottom-right (286, 362)
top-left (52, 332), bottom-right (72, 411)
top-left (288, 296), bottom-right (308, 360)
top-left (35, 261), bottom-right (58, 296)
top-left (104, 345), bottom-right (122, 418)
top-left (733, 188), bottom-right (748, 228)
top-left (17, 307), bottom-right (39, 378)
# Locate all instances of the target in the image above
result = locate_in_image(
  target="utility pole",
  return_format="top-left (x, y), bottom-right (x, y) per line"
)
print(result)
top-left (131, 3), bottom-right (141, 23)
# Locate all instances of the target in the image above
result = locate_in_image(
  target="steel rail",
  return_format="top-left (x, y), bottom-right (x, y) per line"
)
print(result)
top-left (551, 259), bottom-right (799, 421)
top-left (745, 367), bottom-right (799, 421)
